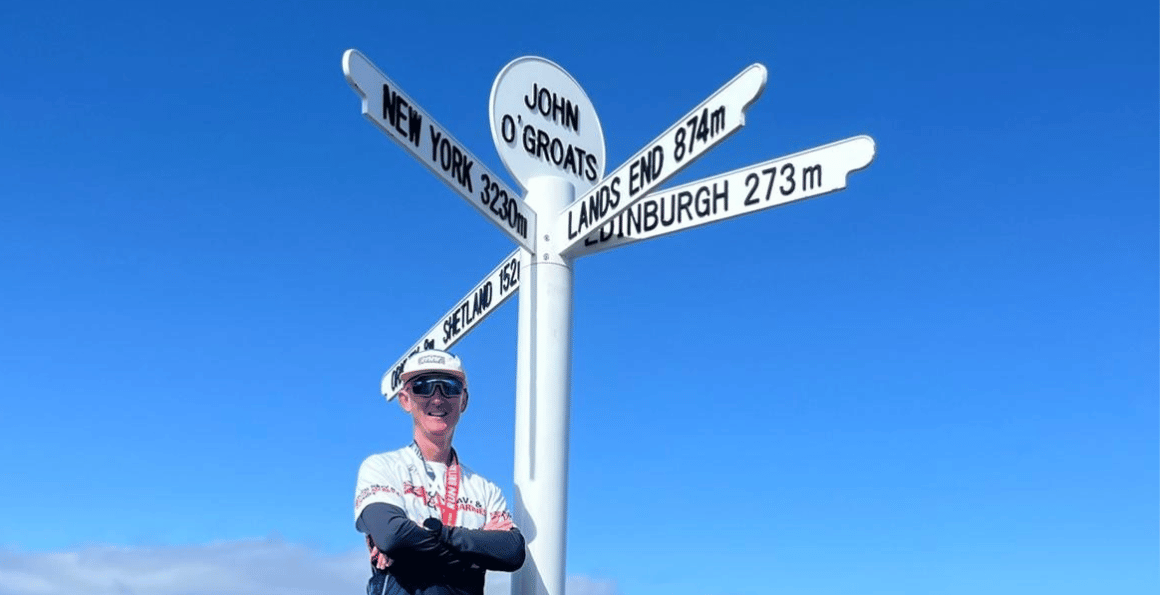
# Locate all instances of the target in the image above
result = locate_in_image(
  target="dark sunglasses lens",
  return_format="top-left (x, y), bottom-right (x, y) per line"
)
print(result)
top-left (410, 376), bottom-right (463, 396)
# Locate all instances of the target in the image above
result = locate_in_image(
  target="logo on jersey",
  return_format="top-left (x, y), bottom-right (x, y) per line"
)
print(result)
top-left (403, 481), bottom-right (439, 509)
top-left (355, 484), bottom-right (400, 509)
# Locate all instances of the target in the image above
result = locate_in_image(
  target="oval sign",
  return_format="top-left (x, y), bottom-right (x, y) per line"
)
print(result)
top-left (490, 57), bottom-right (605, 193)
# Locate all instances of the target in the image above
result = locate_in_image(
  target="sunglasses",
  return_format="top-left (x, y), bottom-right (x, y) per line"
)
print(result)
top-left (407, 374), bottom-right (466, 397)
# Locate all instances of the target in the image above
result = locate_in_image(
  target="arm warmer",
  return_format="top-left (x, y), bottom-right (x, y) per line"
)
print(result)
top-left (358, 503), bottom-right (526, 572)
top-left (445, 526), bottom-right (526, 572)
top-left (356, 503), bottom-right (463, 568)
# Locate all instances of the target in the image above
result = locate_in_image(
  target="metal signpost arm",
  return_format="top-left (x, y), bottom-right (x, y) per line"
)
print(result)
top-left (343, 50), bottom-right (537, 251)
top-left (556, 64), bottom-right (767, 256)
top-left (380, 249), bottom-right (523, 401)
top-left (572, 136), bottom-right (877, 256)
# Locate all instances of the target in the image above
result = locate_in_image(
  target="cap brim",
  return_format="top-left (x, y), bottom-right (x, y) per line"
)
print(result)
top-left (400, 369), bottom-right (467, 383)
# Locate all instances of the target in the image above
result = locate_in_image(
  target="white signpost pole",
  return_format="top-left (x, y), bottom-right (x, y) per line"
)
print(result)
top-left (490, 57), bottom-right (599, 595)
top-left (512, 176), bottom-right (575, 595)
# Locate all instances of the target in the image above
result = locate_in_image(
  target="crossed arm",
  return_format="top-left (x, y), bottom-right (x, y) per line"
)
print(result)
top-left (357, 503), bottom-right (526, 572)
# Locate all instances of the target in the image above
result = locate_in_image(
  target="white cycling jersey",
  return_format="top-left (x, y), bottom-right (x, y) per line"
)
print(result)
top-left (354, 443), bottom-right (514, 531)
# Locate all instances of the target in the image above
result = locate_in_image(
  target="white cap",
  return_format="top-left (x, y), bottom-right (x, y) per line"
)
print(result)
top-left (399, 349), bottom-right (467, 384)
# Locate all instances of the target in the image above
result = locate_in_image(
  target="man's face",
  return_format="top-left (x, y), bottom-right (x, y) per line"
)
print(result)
top-left (400, 373), bottom-right (468, 439)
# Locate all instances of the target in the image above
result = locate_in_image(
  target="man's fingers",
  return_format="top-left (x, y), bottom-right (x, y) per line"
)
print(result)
top-left (370, 548), bottom-right (392, 570)
top-left (365, 537), bottom-right (392, 570)
top-left (484, 516), bottom-right (514, 531)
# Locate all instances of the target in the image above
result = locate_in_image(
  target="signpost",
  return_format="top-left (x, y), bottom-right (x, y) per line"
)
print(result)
top-left (344, 49), bottom-right (876, 595)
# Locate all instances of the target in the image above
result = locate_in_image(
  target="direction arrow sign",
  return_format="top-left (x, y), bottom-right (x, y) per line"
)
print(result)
top-left (557, 64), bottom-right (766, 255)
top-left (380, 249), bottom-right (523, 401)
top-left (343, 49), bottom-right (537, 251)
top-left (571, 136), bottom-right (876, 256)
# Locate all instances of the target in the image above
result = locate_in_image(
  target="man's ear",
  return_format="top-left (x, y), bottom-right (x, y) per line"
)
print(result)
top-left (460, 391), bottom-right (469, 413)
top-left (398, 391), bottom-right (414, 413)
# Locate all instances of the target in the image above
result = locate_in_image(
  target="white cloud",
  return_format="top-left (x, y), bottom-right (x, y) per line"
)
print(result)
top-left (0, 540), bottom-right (616, 595)
top-left (565, 576), bottom-right (619, 595)
top-left (0, 539), bottom-right (364, 595)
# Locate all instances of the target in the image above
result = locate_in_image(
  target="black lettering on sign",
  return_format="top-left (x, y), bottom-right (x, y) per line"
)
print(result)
top-left (628, 145), bottom-right (664, 196)
top-left (584, 154), bottom-right (598, 182)
top-left (456, 298), bottom-right (474, 329)
top-left (460, 299), bottom-right (474, 327)
top-left (428, 126), bottom-right (476, 193)
top-left (567, 178), bottom-right (621, 240)
top-left (641, 200), bottom-right (658, 232)
top-left (744, 173), bottom-right (759, 206)
top-left (439, 284), bottom-right (494, 344)
top-left (499, 258), bottom-right (520, 294)
top-left (779, 163), bottom-right (795, 196)
top-left (677, 190), bottom-right (694, 222)
top-left (802, 164), bottom-right (822, 191)
top-left (492, 190), bottom-right (507, 219)
top-left (479, 175), bottom-right (529, 239)
top-left (485, 175), bottom-right (508, 217)
top-left (382, 83), bottom-right (423, 147)
top-left (536, 129), bottom-right (550, 160)
top-left (674, 105), bottom-right (726, 162)
top-left (520, 123), bottom-right (593, 181)
top-left (550, 136), bottom-right (564, 163)
top-left (524, 83), bottom-right (580, 133)
top-left (622, 203), bottom-right (642, 237)
top-left (711, 180), bottom-right (729, 213)
top-left (744, 166), bottom-right (779, 206)
top-left (480, 173), bottom-right (494, 206)
top-left (583, 179), bottom-right (731, 247)
top-left (695, 185), bottom-right (713, 216)
top-left (442, 307), bottom-right (462, 343)
top-left (562, 144), bottom-right (578, 177)
top-left (472, 283), bottom-right (493, 318)
top-left (501, 115), bottom-right (517, 144)
top-left (659, 193), bottom-right (676, 226)
top-left (584, 221), bottom-right (612, 247)
top-left (506, 196), bottom-right (518, 229)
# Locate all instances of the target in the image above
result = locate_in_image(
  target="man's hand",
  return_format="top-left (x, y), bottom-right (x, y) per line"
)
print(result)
top-left (366, 534), bottom-right (392, 570)
top-left (483, 515), bottom-right (514, 531)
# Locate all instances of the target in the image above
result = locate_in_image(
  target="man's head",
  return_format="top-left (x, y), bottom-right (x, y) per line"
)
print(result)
top-left (398, 349), bottom-right (469, 439)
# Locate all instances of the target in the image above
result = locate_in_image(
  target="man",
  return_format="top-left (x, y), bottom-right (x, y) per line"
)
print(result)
top-left (354, 349), bottom-right (526, 595)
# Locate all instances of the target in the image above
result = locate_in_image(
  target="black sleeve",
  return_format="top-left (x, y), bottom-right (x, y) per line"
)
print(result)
top-left (444, 526), bottom-right (526, 572)
top-left (357, 503), bottom-right (464, 567)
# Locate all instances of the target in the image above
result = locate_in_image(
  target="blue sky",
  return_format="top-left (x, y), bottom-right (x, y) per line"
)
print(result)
top-left (1, 1), bottom-right (1156, 594)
